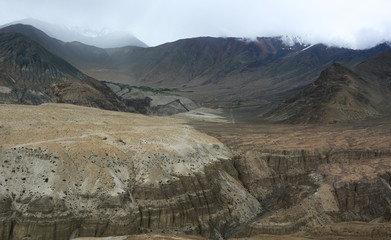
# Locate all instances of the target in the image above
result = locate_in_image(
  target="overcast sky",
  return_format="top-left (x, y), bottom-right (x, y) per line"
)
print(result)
top-left (1, 0), bottom-right (391, 49)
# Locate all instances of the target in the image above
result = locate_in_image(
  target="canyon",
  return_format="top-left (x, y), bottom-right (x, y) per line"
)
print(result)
top-left (1, 104), bottom-right (391, 239)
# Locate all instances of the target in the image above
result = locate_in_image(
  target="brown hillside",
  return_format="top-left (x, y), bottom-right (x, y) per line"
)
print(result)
top-left (263, 59), bottom-right (391, 123)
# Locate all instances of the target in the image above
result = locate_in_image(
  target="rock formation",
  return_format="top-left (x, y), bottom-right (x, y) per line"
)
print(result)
top-left (231, 149), bottom-right (391, 237)
top-left (198, 121), bottom-right (391, 238)
top-left (106, 83), bottom-right (197, 115)
top-left (0, 104), bottom-right (260, 239)
top-left (1, 104), bottom-right (391, 239)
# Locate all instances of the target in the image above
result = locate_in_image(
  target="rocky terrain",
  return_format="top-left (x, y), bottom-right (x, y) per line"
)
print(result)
top-left (0, 104), bottom-right (261, 239)
top-left (1, 104), bottom-right (391, 239)
top-left (190, 114), bottom-right (391, 239)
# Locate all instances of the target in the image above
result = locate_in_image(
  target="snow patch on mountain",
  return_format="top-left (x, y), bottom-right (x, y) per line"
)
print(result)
top-left (279, 35), bottom-right (309, 47)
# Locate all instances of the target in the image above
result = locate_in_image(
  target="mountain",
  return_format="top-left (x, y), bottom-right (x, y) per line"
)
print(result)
top-left (1, 19), bottom-right (148, 48)
top-left (0, 24), bottom-right (116, 69)
top-left (263, 50), bottom-right (391, 123)
top-left (0, 32), bottom-right (130, 111)
top-left (71, 37), bottom-right (391, 107)
top-left (1, 24), bottom-right (391, 110)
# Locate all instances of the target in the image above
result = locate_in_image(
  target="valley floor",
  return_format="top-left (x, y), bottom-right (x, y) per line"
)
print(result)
top-left (187, 108), bottom-right (391, 152)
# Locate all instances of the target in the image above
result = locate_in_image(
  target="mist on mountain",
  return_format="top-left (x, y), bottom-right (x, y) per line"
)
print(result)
top-left (0, 18), bottom-right (148, 48)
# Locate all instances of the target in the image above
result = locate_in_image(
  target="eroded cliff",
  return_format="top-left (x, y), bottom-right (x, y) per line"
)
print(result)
top-left (194, 120), bottom-right (391, 238)
top-left (0, 104), bottom-right (260, 239)
top-left (1, 105), bottom-right (391, 239)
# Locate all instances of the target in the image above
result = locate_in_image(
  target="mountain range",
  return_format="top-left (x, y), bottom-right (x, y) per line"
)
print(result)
top-left (1, 23), bottom-right (391, 123)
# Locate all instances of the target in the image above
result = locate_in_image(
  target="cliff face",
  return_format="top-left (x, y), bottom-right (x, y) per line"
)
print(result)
top-left (0, 104), bottom-right (260, 240)
top-left (188, 119), bottom-right (391, 238)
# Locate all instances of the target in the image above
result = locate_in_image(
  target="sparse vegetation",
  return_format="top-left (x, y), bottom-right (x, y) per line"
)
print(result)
top-left (103, 81), bottom-right (175, 94)
top-left (232, 99), bottom-right (242, 106)
top-left (222, 99), bottom-right (243, 107)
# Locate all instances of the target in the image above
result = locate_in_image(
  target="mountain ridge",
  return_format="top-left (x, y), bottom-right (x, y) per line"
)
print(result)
top-left (2, 23), bottom-right (391, 113)
top-left (0, 31), bottom-right (131, 111)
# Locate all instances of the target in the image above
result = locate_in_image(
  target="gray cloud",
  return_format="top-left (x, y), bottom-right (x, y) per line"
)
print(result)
top-left (1, 0), bottom-right (391, 48)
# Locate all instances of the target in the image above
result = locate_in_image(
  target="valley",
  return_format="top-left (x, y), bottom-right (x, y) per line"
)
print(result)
top-left (0, 22), bottom-right (391, 240)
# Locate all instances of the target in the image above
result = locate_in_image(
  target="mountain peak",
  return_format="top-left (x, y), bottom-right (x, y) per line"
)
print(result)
top-left (322, 62), bottom-right (352, 75)
top-left (0, 23), bottom-right (48, 38)
top-left (313, 62), bottom-right (359, 87)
